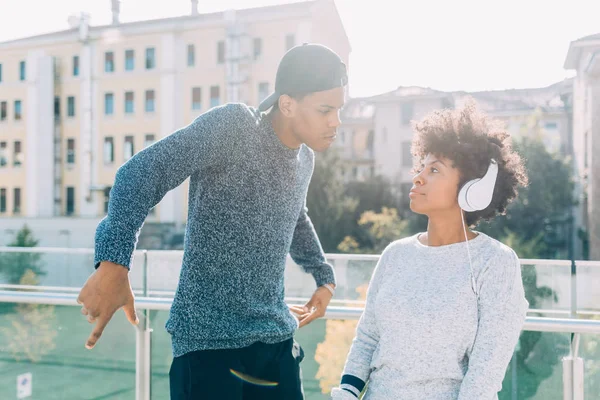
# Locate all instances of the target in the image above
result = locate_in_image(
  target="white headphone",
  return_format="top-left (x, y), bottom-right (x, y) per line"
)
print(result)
top-left (458, 159), bottom-right (498, 212)
top-left (457, 158), bottom-right (498, 297)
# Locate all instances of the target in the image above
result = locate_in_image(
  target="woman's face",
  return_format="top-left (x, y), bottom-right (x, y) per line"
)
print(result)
top-left (409, 153), bottom-right (462, 216)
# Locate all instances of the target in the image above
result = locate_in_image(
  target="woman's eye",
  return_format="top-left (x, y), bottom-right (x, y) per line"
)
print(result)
top-left (319, 110), bottom-right (329, 115)
top-left (431, 167), bottom-right (439, 173)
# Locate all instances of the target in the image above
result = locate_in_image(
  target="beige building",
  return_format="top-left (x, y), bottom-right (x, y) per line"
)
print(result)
top-left (336, 97), bottom-right (375, 182)
top-left (565, 32), bottom-right (600, 260)
top-left (455, 80), bottom-right (573, 157)
top-left (366, 87), bottom-right (454, 197)
top-left (343, 83), bottom-right (573, 202)
top-left (0, 0), bottom-right (350, 229)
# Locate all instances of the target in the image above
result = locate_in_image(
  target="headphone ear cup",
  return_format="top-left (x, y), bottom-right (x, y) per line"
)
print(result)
top-left (466, 160), bottom-right (498, 210)
top-left (458, 179), bottom-right (479, 212)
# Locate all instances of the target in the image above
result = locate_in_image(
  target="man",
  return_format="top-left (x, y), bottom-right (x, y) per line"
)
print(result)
top-left (77, 43), bottom-right (347, 399)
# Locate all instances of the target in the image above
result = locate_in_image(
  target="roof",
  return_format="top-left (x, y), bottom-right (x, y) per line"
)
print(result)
top-left (370, 85), bottom-right (452, 103)
top-left (452, 78), bottom-right (573, 113)
top-left (357, 79), bottom-right (573, 116)
top-left (341, 97), bottom-right (376, 121)
top-left (572, 33), bottom-right (600, 43)
top-left (564, 31), bottom-right (600, 70)
top-left (0, 1), bottom-right (318, 47)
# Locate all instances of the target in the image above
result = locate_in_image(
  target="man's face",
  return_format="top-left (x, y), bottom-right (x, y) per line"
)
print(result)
top-left (289, 87), bottom-right (345, 152)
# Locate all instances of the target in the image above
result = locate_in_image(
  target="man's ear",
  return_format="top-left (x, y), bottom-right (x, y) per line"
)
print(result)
top-left (278, 94), bottom-right (296, 118)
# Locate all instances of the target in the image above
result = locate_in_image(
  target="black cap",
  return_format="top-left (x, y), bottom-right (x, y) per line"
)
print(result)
top-left (258, 43), bottom-right (348, 112)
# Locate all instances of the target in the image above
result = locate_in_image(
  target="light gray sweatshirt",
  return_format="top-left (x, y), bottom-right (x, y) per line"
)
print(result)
top-left (331, 232), bottom-right (529, 400)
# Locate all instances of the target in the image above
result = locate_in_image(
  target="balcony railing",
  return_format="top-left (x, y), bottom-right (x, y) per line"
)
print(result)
top-left (1, 246), bottom-right (599, 400)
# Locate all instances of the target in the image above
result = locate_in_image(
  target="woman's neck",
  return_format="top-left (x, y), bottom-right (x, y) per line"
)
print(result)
top-left (420, 210), bottom-right (477, 247)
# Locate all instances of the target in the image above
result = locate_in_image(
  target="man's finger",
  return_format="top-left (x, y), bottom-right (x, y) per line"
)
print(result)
top-left (80, 307), bottom-right (88, 316)
top-left (298, 307), bottom-right (321, 328)
top-left (86, 316), bottom-right (110, 349)
top-left (123, 299), bottom-right (139, 326)
top-left (289, 305), bottom-right (308, 315)
top-left (87, 314), bottom-right (96, 324)
top-left (298, 312), bottom-right (318, 328)
top-left (76, 296), bottom-right (83, 305)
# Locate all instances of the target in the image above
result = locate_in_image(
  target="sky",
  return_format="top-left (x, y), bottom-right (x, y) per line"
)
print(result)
top-left (0, 0), bottom-right (598, 98)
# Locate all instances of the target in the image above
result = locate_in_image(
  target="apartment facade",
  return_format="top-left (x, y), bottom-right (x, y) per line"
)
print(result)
top-left (335, 97), bottom-right (375, 182)
top-left (0, 0), bottom-right (350, 227)
top-left (565, 33), bottom-right (600, 260)
top-left (368, 87), bottom-right (454, 197)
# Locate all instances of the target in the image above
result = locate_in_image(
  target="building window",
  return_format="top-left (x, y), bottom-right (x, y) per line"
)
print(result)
top-left (67, 96), bottom-right (75, 117)
top-left (125, 91), bottom-right (134, 114)
top-left (0, 63), bottom-right (3, 83)
top-left (13, 141), bottom-right (22, 166)
top-left (14, 100), bottom-right (22, 120)
top-left (103, 187), bottom-right (111, 213)
top-left (402, 141), bottom-right (412, 167)
top-left (217, 41), bottom-right (225, 64)
top-left (104, 137), bottom-right (114, 164)
top-left (144, 134), bottom-right (155, 148)
top-left (67, 138), bottom-right (76, 164)
top-left (145, 48), bottom-right (155, 69)
top-left (105, 51), bottom-right (114, 73)
top-left (145, 90), bottom-right (155, 113)
top-left (0, 142), bottom-right (6, 167)
top-left (19, 61), bottom-right (26, 81)
top-left (544, 122), bottom-right (558, 130)
top-left (0, 101), bottom-right (6, 121)
top-left (105, 93), bottom-right (114, 115)
top-left (54, 96), bottom-right (60, 120)
top-left (124, 136), bottom-right (135, 161)
top-left (0, 188), bottom-right (5, 213)
top-left (125, 49), bottom-right (135, 71)
top-left (253, 38), bottom-right (262, 60)
top-left (73, 55), bottom-right (79, 76)
top-left (192, 87), bottom-right (202, 110)
top-left (13, 188), bottom-right (21, 214)
top-left (401, 102), bottom-right (414, 125)
top-left (285, 34), bottom-right (295, 51)
top-left (210, 86), bottom-right (220, 108)
top-left (66, 187), bottom-right (75, 215)
top-left (382, 127), bottom-right (387, 143)
top-left (187, 44), bottom-right (195, 66)
top-left (258, 82), bottom-right (269, 104)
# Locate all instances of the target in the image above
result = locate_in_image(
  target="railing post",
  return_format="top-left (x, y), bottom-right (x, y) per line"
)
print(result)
top-left (136, 250), bottom-right (152, 400)
top-left (570, 259), bottom-right (577, 319)
top-left (562, 333), bottom-right (584, 400)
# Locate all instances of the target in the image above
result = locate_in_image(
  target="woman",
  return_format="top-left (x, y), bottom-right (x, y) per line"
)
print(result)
top-left (331, 100), bottom-right (530, 400)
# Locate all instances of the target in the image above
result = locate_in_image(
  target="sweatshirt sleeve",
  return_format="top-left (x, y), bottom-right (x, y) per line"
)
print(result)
top-left (457, 251), bottom-right (529, 399)
top-left (94, 104), bottom-right (238, 269)
top-left (331, 244), bottom-right (394, 399)
top-left (289, 202), bottom-right (336, 288)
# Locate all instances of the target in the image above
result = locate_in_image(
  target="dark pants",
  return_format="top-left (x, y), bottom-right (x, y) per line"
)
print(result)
top-left (169, 338), bottom-right (305, 400)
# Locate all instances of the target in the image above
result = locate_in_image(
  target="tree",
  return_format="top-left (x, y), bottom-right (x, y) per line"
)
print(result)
top-left (306, 149), bottom-right (358, 252)
top-left (338, 207), bottom-right (409, 254)
top-left (0, 224), bottom-right (46, 285)
top-left (478, 134), bottom-right (576, 260)
top-left (0, 269), bottom-right (58, 362)
top-left (343, 176), bottom-right (404, 247)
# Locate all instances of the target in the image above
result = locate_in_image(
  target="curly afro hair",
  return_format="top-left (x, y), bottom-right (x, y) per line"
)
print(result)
top-left (411, 98), bottom-right (528, 227)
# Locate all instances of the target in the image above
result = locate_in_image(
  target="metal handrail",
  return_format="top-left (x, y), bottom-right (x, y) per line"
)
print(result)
top-left (1, 246), bottom-right (599, 267)
top-left (2, 290), bottom-right (600, 334)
